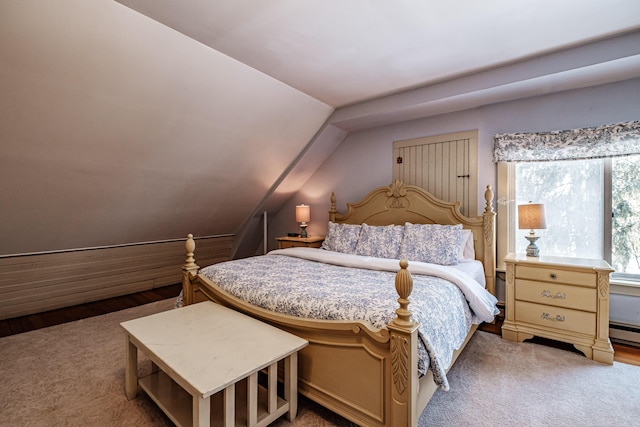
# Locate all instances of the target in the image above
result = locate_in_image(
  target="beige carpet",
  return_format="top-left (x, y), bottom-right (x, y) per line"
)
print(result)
top-left (1, 299), bottom-right (639, 426)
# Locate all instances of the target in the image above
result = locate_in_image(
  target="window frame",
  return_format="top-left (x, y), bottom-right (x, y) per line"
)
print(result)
top-left (497, 160), bottom-right (640, 285)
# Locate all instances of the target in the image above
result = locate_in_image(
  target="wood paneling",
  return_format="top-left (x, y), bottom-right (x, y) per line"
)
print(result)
top-left (0, 284), bottom-right (182, 337)
top-left (393, 131), bottom-right (478, 216)
top-left (0, 235), bottom-right (233, 320)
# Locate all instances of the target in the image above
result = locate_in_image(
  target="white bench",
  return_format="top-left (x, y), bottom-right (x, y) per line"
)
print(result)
top-left (120, 301), bottom-right (309, 427)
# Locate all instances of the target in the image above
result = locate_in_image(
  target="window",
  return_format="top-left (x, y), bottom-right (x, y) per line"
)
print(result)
top-left (494, 120), bottom-right (640, 281)
top-left (515, 159), bottom-right (603, 260)
top-left (502, 155), bottom-right (640, 280)
top-left (611, 155), bottom-right (640, 277)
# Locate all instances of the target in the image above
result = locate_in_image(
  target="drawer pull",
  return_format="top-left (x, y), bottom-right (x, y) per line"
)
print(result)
top-left (541, 312), bottom-right (566, 322)
top-left (550, 273), bottom-right (557, 280)
top-left (541, 290), bottom-right (566, 299)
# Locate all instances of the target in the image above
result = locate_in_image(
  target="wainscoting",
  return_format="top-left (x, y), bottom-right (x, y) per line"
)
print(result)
top-left (0, 283), bottom-right (182, 337)
top-left (0, 235), bottom-right (233, 320)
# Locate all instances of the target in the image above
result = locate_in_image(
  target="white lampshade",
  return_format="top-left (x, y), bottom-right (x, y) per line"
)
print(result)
top-left (296, 204), bottom-right (310, 223)
top-left (518, 203), bottom-right (547, 230)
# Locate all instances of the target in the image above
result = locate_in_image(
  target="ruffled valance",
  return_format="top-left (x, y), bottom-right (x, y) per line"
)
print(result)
top-left (493, 121), bottom-right (640, 162)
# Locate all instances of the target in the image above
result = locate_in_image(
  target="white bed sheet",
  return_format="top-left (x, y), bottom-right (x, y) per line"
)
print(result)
top-left (451, 259), bottom-right (486, 288)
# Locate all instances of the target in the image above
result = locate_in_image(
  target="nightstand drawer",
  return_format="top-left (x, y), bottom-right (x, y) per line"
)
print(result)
top-left (515, 280), bottom-right (597, 312)
top-left (515, 301), bottom-right (596, 336)
top-left (278, 240), bottom-right (298, 249)
top-left (515, 265), bottom-right (596, 288)
top-left (276, 236), bottom-right (324, 249)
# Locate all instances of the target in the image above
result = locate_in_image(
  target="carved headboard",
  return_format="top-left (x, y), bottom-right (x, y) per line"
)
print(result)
top-left (328, 180), bottom-right (496, 295)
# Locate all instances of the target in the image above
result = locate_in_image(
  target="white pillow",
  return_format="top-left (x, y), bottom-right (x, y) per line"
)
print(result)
top-left (459, 229), bottom-right (476, 260)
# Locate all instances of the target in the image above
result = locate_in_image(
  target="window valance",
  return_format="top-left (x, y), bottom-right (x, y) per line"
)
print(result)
top-left (493, 120), bottom-right (640, 162)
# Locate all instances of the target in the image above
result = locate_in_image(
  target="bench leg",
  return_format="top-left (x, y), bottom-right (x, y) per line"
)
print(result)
top-left (247, 372), bottom-right (258, 426)
top-left (268, 362), bottom-right (277, 414)
top-left (125, 335), bottom-right (137, 400)
top-left (223, 383), bottom-right (235, 427)
top-left (193, 394), bottom-right (211, 427)
top-left (284, 353), bottom-right (298, 421)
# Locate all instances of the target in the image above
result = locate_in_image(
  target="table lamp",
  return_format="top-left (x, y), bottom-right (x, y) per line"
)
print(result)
top-left (518, 202), bottom-right (546, 257)
top-left (296, 204), bottom-right (310, 238)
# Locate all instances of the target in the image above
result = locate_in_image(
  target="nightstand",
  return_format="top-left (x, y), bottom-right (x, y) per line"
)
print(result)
top-left (501, 253), bottom-right (614, 364)
top-left (276, 236), bottom-right (324, 249)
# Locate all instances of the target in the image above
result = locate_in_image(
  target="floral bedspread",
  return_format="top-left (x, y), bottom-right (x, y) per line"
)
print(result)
top-left (198, 250), bottom-right (493, 391)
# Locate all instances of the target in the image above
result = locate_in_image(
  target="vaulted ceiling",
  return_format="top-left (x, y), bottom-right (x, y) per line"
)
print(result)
top-left (116, 0), bottom-right (640, 108)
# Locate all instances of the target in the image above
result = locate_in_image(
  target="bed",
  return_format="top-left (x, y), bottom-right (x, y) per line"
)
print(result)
top-left (181, 180), bottom-right (498, 426)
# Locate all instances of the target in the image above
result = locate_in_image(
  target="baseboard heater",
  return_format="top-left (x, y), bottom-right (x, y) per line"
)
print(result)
top-left (610, 321), bottom-right (640, 347)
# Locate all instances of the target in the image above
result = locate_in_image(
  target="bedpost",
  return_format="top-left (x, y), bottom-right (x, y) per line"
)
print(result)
top-left (387, 260), bottom-right (419, 427)
top-left (483, 185), bottom-right (496, 296)
top-left (182, 234), bottom-right (200, 306)
top-left (328, 192), bottom-right (338, 222)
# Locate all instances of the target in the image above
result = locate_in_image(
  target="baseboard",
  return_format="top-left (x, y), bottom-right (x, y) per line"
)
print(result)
top-left (610, 321), bottom-right (640, 347)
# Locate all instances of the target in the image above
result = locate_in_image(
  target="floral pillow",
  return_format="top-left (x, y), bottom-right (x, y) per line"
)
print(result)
top-left (321, 222), bottom-right (362, 254)
top-left (354, 223), bottom-right (404, 259)
top-left (399, 223), bottom-right (462, 266)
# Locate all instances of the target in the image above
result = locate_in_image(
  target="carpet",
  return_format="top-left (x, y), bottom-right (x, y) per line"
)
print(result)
top-left (1, 299), bottom-right (638, 426)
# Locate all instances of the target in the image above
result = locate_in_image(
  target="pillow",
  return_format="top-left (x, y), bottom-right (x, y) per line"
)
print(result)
top-left (459, 229), bottom-right (476, 261)
top-left (399, 223), bottom-right (462, 266)
top-left (320, 222), bottom-right (362, 254)
top-left (354, 223), bottom-right (404, 259)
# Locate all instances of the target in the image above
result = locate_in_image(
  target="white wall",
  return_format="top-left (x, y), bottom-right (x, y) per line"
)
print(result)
top-left (273, 78), bottom-right (640, 242)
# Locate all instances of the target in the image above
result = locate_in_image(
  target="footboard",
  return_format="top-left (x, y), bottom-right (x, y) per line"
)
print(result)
top-left (181, 235), bottom-right (424, 426)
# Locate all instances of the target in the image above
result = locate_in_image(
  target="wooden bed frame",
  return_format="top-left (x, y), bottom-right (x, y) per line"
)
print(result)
top-left (181, 180), bottom-right (496, 426)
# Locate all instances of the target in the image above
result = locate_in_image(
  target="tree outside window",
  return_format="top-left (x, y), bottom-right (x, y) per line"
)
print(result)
top-left (612, 156), bottom-right (640, 275)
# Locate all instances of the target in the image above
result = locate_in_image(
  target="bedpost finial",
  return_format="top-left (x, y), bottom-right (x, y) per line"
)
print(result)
top-left (329, 192), bottom-right (338, 222)
top-left (395, 260), bottom-right (412, 300)
top-left (484, 185), bottom-right (495, 213)
top-left (184, 234), bottom-right (198, 270)
top-left (393, 260), bottom-right (415, 326)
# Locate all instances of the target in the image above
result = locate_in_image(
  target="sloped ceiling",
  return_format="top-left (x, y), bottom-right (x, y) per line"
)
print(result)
top-left (0, 1), bottom-right (332, 255)
top-left (116, 0), bottom-right (640, 107)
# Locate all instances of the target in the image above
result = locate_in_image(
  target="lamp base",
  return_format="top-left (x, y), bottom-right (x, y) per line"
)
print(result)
top-left (300, 224), bottom-right (308, 238)
top-left (525, 234), bottom-right (540, 257)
